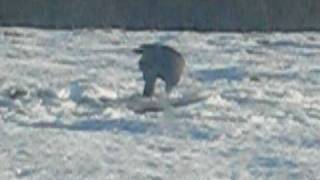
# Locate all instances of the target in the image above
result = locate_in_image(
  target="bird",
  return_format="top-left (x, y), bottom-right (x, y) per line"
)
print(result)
top-left (134, 43), bottom-right (185, 97)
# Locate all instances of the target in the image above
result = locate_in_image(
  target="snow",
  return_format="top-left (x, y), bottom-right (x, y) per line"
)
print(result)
top-left (1, 27), bottom-right (320, 179)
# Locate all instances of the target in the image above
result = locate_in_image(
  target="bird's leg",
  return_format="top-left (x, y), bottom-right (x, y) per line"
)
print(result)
top-left (143, 75), bottom-right (156, 97)
top-left (165, 83), bottom-right (173, 97)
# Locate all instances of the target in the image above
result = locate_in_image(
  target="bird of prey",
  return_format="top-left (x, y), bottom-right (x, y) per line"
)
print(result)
top-left (134, 44), bottom-right (185, 97)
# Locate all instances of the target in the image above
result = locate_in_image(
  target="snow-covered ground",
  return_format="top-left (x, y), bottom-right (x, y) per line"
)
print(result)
top-left (1, 27), bottom-right (320, 180)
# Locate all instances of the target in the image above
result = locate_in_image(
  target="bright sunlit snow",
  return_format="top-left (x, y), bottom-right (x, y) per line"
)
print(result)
top-left (1, 27), bottom-right (320, 179)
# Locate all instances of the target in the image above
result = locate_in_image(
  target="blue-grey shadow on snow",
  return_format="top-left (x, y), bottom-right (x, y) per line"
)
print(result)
top-left (11, 118), bottom-right (220, 141)
top-left (193, 66), bottom-right (246, 83)
top-left (247, 155), bottom-right (300, 179)
top-left (12, 119), bottom-right (154, 134)
top-left (257, 39), bottom-right (320, 50)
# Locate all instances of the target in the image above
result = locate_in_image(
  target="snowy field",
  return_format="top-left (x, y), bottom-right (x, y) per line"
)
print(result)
top-left (0, 27), bottom-right (320, 180)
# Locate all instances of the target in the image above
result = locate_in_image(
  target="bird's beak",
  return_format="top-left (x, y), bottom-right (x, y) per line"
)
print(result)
top-left (133, 48), bottom-right (144, 54)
